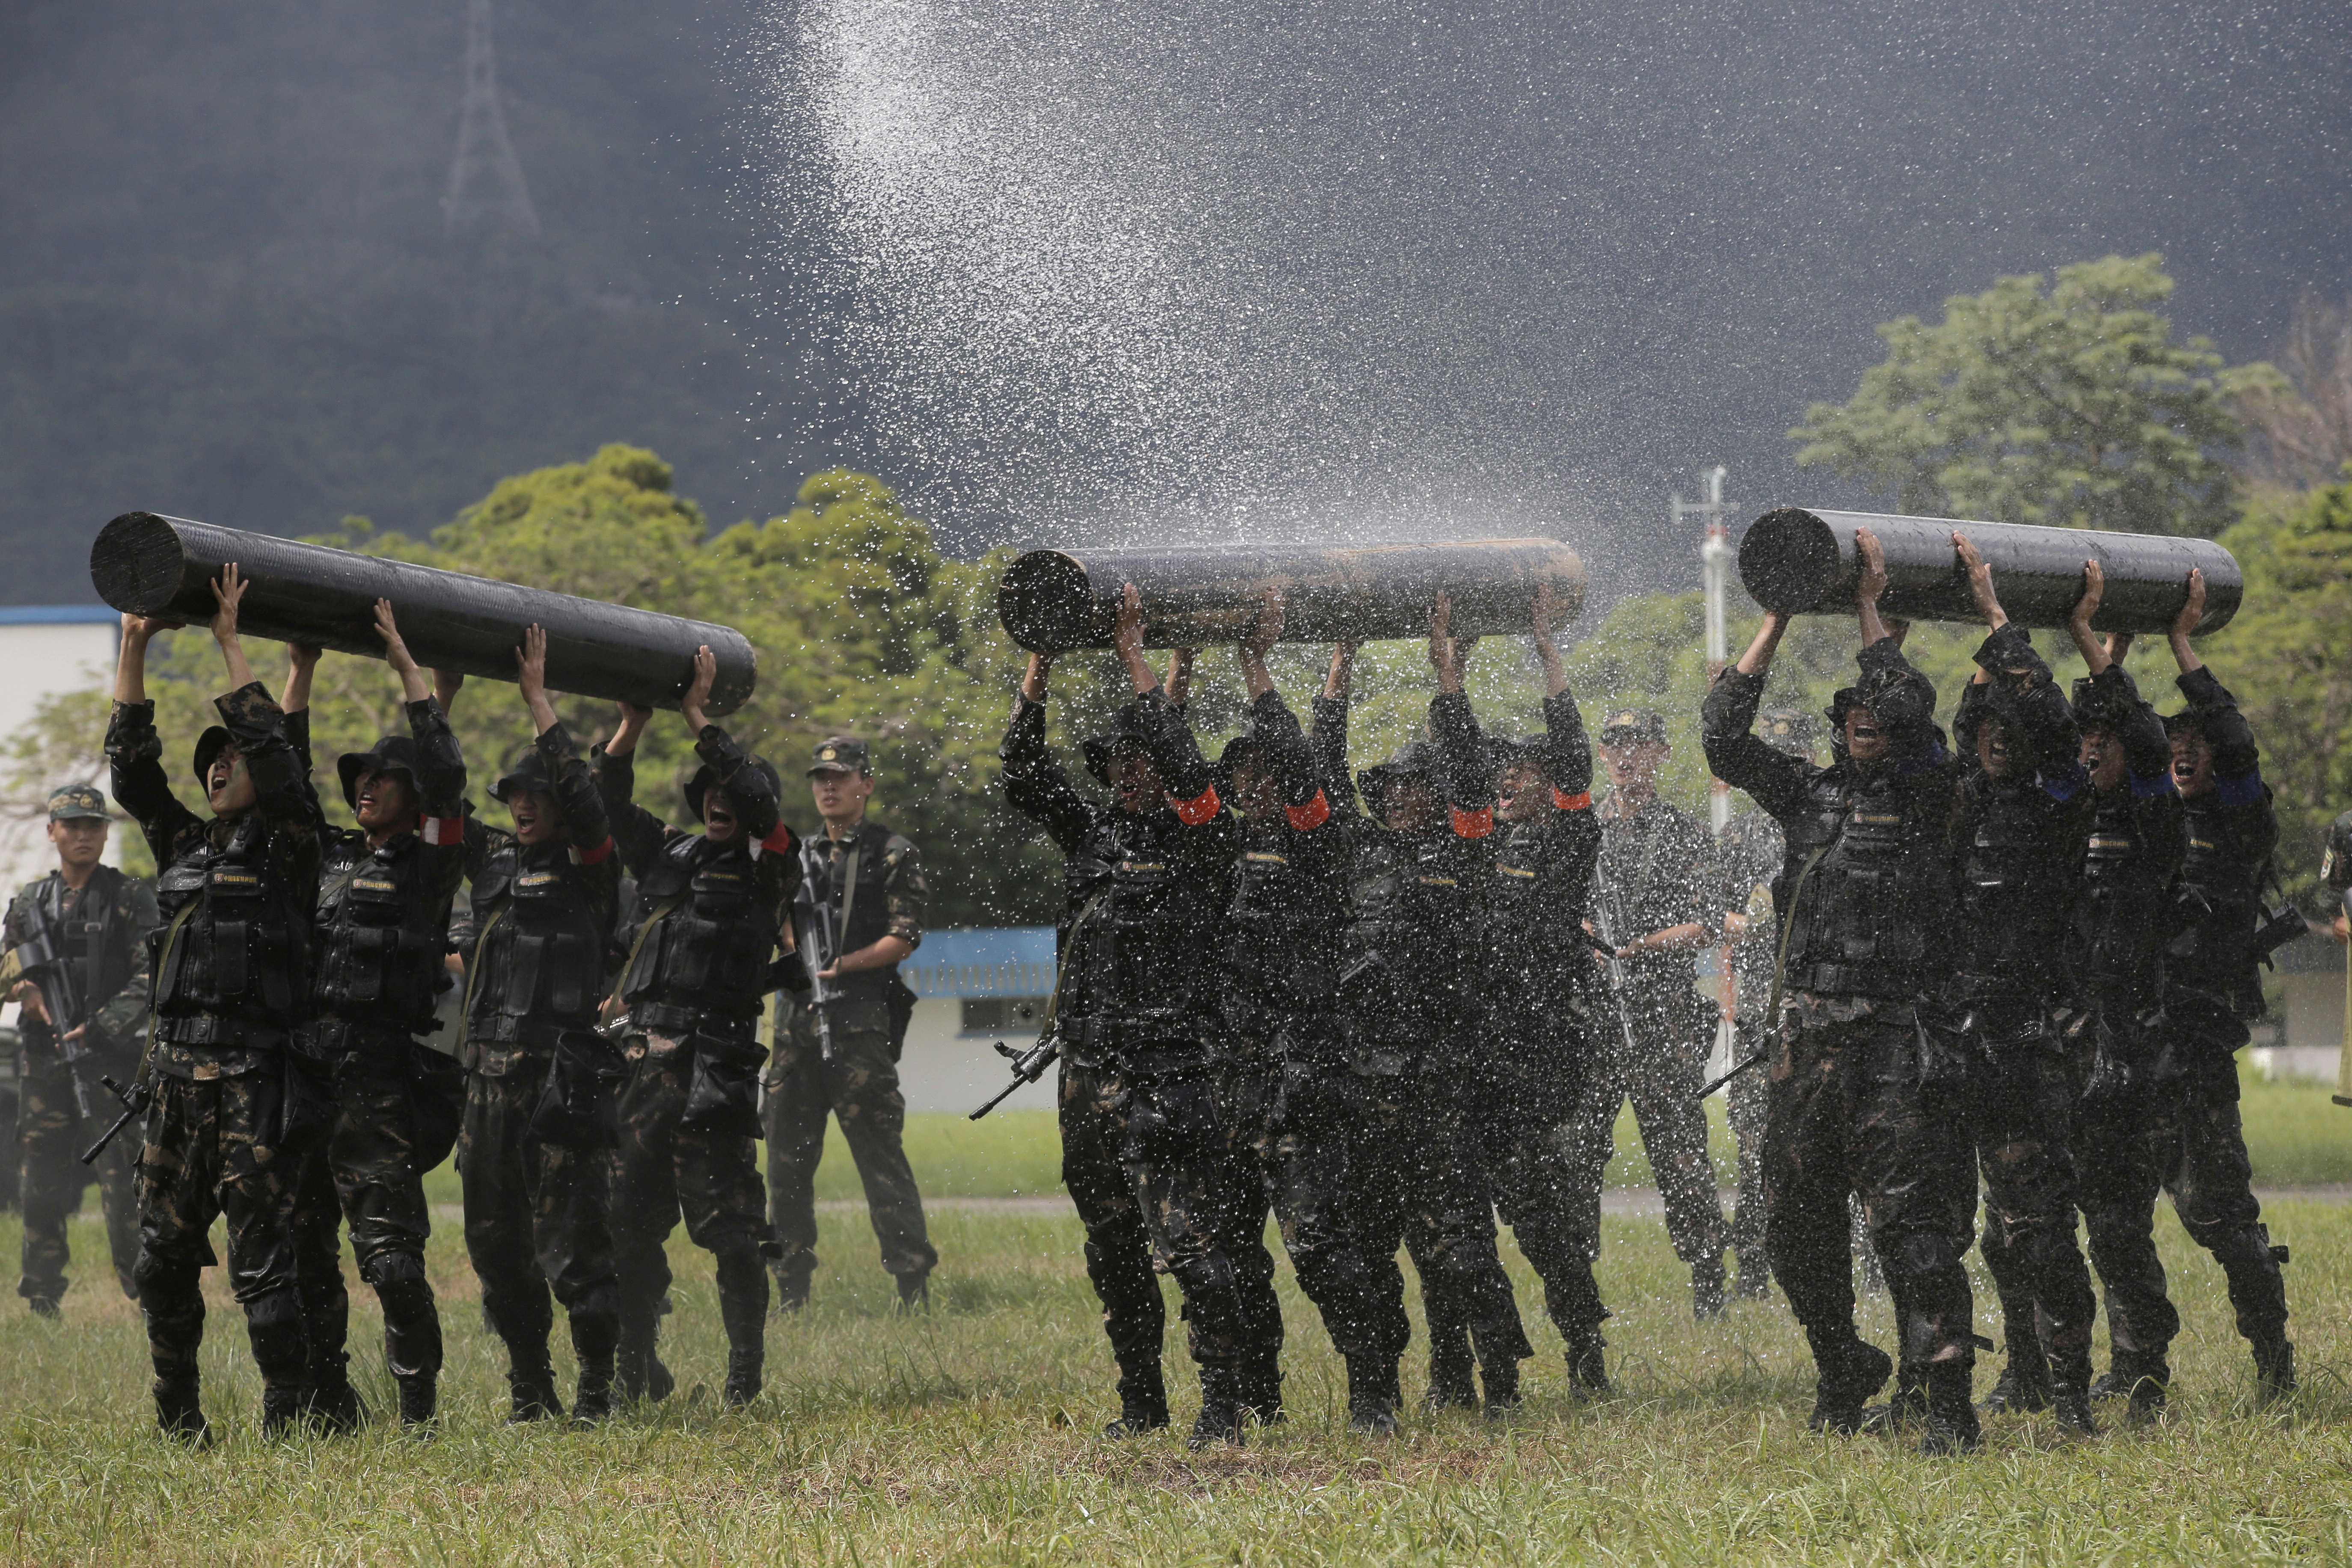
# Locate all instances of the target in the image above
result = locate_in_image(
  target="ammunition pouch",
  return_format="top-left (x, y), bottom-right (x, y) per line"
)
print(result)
top-left (680, 1028), bottom-right (767, 1140)
top-left (528, 1028), bottom-right (627, 1148)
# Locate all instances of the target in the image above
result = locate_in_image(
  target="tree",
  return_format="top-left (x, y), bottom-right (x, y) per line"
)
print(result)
top-left (2227, 288), bottom-right (2352, 493)
top-left (1792, 254), bottom-right (2245, 537)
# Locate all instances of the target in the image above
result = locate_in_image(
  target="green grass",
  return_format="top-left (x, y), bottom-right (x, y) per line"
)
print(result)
top-left (6, 1078), bottom-right (2352, 1564)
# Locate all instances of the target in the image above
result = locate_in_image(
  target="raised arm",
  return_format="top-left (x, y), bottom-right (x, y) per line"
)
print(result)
top-left (1236, 590), bottom-right (1332, 829)
top-left (1310, 645), bottom-right (1362, 825)
top-left (1702, 650), bottom-right (1812, 820)
top-left (1000, 654), bottom-right (1098, 854)
top-left (1425, 593), bottom-right (1494, 837)
top-left (107, 614), bottom-right (204, 861)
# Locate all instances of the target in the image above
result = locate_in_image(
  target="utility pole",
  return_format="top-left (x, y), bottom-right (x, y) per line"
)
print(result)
top-left (1672, 465), bottom-right (1735, 832)
top-left (443, 0), bottom-right (540, 236)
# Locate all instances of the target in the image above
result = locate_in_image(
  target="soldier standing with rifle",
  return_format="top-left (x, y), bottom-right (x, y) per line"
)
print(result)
top-left (599, 649), bottom-right (801, 1408)
top-left (1702, 529), bottom-right (1982, 1455)
top-left (762, 733), bottom-right (935, 1314)
top-left (106, 567), bottom-right (322, 1443)
top-left (1000, 585), bottom-right (1279, 1448)
top-left (453, 626), bottom-right (627, 1425)
top-left (1573, 708), bottom-right (1730, 1319)
top-left (5, 784), bottom-right (154, 1318)
top-left (2076, 570), bottom-right (2296, 1413)
top-left (276, 603), bottom-right (472, 1432)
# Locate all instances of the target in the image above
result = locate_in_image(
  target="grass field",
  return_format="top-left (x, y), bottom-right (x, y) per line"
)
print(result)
top-left (4, 1072), bottom-right (2351, 1565)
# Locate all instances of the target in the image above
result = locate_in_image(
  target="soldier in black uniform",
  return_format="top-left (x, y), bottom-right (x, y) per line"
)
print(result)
top-left (106, 567), bottom-right (323, 1442)
top-left (2081, 570), bottom-right (2295, 1411)
top-left (1575, 707), bottom-right (1730, 1319)
top-left (1433, 587), bottom-right (1613, 1394)
top-left (1703, 529), bottom-right (1981, 1455)
top-left (1940, 539), bottom-right (2099, 1433)
top-left (1714, 710), bottom-right (1814, 1303)
top-left (1001, 585), bottom-right (1279, 1448)
top-left (5, 784), bottom-right (155, 1317)
top-left (277, 604), bottom-right (471, 1431)
top-left (1320, 615), bottom-right (1533, 1418)
top-left (2055, 567), bottom-right (2187, 1422)
top-left (454, 626), bottom-right (627, 1424)
top-left (600, 647), bottom-right (800, 1408)
top-left (1208, 593), bottom-right (1402, 1430)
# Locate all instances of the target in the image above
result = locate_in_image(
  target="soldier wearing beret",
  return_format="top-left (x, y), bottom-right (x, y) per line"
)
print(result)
top-left (763, 734), bottom-right (937, 1312)
top-left (3, 784), bottom-right (156, 1319)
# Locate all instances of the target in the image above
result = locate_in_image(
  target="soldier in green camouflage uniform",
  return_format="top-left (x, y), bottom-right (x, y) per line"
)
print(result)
top-left (763, 736), bottom-right (936, 1310)
top-left (107, 575), bottom-right (324, 1443)
top-left (4, 784), bottom-right (155, 1316)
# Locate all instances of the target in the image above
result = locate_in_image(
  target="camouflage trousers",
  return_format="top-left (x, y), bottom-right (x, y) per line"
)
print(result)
top-left (1726, 1017), bottom-right (1772, 1290)
top-left (1963, 1006), bottom-right (2097, 1383)
top-left (763, 998), bottom-right (935, 1295)
top-left (1225, 1061), bottom-right (1395, 1363)
top-left (293, 1043), bottom-right (465, 1388)
top-left (1469, 1100), bottom-right (1608, 1354)
top-left (134, 1066), bottom-right (310, 1395)
top-left (458, 1060), bottom-right (618, 1366)
top-left (1763, 998), bottom-right (1978, 1378)
top-left (613, 1035), bottom-right (773, 1361)
top-left (1565, 991), bottom-right (1728, 1270)
top-left (16, 1059), bottom-right (139, 1308)
top-left (2074, 1004), bottom-right (2287, 1363)
top-left (1060, 1059), bottom-right (1166, 1391)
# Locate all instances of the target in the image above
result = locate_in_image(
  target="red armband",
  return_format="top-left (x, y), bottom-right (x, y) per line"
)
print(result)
top-left (1450, 805), bottom-right (1495, 839)
top-left (760, 823), bottom-right (798, 855)
top-left (1552, 788), bottom-right (1592, 811)
top-left (1283, 789), bottom-right (1331, 832)
top-left (1167, 784), bottom-right (1222, 826)
top-left (572, 835), bottom-right (615, 866)
top-left (420, 816), bottom-right (466, 846)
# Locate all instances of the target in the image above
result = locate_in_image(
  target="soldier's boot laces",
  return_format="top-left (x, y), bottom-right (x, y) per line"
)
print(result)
top-left (152, 1378), bottom-right (212, 1447)
top-left (1691, 1256), bottom-right (1728, 1322)
top-left (1479, 1353), bottom-right (1523, 1420)
top-left (1186, 1370), bottom-right (1248, 1451)
top-left (395, 1374), bottom-right (438, 1434)
top-left (1807, 1338), bottom-right (1892, 1437)
top-left (2252, 1333), bottom-right (2297, 1406)
top-left (1103, 1362), bottom-right (1169, 1439)
top-left (1565, 1330), bottom-right (1611, 1399)
top-left (1917, 1365), bottom-right (1984, 1458)
top-left (1343, 1354), bottom-right (1399, 1436)
top-left (1978, 1357), bottom-right (2052, 1415)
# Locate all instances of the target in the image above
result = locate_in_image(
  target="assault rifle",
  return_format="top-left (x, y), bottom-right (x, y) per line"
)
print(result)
top-left (971, 1028), bottom-right (1059, 1121)
top-left (80, 1074), bottom-right (149, 1166)
top-left (1588, 876), bottom-right (1645, 1060)
top-left (15, 928), bottom-right (98, 1121)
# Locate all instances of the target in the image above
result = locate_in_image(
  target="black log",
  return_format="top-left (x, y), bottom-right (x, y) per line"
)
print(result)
top-left (89, 513), bottom-right (757, 715)
top-left (996, 539), bottom-right (1586, 653)
top-left (1737, 507), bottom-right (2241, 636)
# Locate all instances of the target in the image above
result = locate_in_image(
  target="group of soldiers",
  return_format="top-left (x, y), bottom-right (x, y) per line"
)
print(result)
top-left (2, 529), bottom-right (2322, 1459)
top-left (1008, 529), bottom-right (2307, 1455)
top-left (5, 567), bottom-right (936, 1442)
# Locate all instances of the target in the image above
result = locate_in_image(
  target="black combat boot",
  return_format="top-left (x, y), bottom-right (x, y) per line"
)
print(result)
top-left (1917, 1363), bottom-right (1983, 1457)
top-left (1423, 1330), bottom-right (1478, 1412)
top-left (1238, 1350), bottom-right (1285, 1428)
top-left (1730, 1251), bottom-right (1772, 1303)
top-left (2251, 1332), bottom-right (2296, 1406)
top-left (153, 1376), bottom-right (212, 1447)
top-left (896, 1272), bottom-right (931, 1313)
top-left (772, 1256), bottom-right (815, 1316)
top-left (718, 1260), bottom-right (769, 1410)
top-left (1478, 1350), bottom-right (1522, 1419)
top-left (395, 1374), bottom-right (438, 1433)
top-left (27, 1295), bottom-right (61, 1322)
top-left (1978, 1354), bottom-right (2051, 1414)
top-left (1564, 1328), bottom-right (1611, 1399)
top-left (616, 1320), bottom-right (675, 1405)
top-left (249, 1313), bottom-right (313, 1441)
top-left (1187, 1368), bottom-right (1247, 1450)
top-left (1806, 1336), bottom-right (1893, 1437)
top-left (1691, 1256), bottom-right (1728, 1321)
top-left (506, 1354), bottom-right (566, 1424)
top-left (570, 1312), bottom-right (621, 1427)
top-left (2091, 1352), bottom-right (2168, 1422)
top-left (307, 1351), bottom-right (367, 1437)
top-left (1860, 1366), bottom-right (1927, 1435)
top-left (1343, 1354), bottom-right (1399, 1435)
top-left (261, 1384), bottom-right (311, 1440)
top-left (1103, 1360), bottom-right (1170, 1438)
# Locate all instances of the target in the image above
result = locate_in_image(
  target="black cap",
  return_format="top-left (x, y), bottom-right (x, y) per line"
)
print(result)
top-left (1756, 709), bottom-right (1815, 759)
top-left (808, 736), bottom-right (871, 777)
top-left (489, 744), bottom-right (557, 803)
top-left (1081, 704), bottom-right (1153, 785)
top-left (191, 726), bottom-right (237, 788)
top-left (1598, 709), bottom-right (1667, 746)
top-left (337, 735), bottom-right (424, 814)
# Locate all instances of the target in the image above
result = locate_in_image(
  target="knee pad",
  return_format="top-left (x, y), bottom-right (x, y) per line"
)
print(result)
top-left (1170, 1249), bottom-right (1238, 1306)
top-left (1891, 1229), bottom-right (1960, 1281)
top-left (359, 1250), bottom-right (428, 1291)
top-left (132, 1247), bottom-right (199, 1300)
top-left (244, 1283), bottom-right (306, 1330)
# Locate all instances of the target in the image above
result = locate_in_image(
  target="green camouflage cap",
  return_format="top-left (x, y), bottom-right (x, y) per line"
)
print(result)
top-left (45, 784), bottom-right (109, 822)
top-left (1757, 709), bottom-right (1816, 759)
top-left (808, 736), bottom-right (871, 776)
top-left (1599, 708), bottom-right (1667, 746)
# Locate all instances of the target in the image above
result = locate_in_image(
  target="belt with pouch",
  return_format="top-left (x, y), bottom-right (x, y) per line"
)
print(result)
top-left (157, 1014), bottom-right (288, 1051)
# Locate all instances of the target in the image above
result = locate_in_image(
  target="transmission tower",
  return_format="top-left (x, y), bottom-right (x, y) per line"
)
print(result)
top-left (442, 0), bottom-right (540, 235)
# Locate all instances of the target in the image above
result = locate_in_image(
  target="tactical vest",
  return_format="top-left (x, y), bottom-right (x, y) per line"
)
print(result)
top-left (1061, 814), bottom-right (1222, 1059)
top-left (313, 835), bottom-right (449, 1033)
top-left (1782, 767), bottom-right (1951, 1000)
top-left (621, 834), bottom-right (777, 1022)
top-left (795, 826), bottom-right (899, 1004)
top-left (2070, 796), bottom-right (2172, 1004)
top-left (1224, 818), bottom-right (1342, 1009)
top-left (468, 840), bottom-right (607, 1040)
top-left (151, 816), bottom-right (310, 1031)
top-left (1954, 782), bottom-right (2076, 1002)
top-left (2171, 796), bottom-right (2265, 1017)
top-left (1343, 827), bottom-right (1479, 1032)
top-left (18, 867), bottom-right (134, 1046)
top-left (1484, 819), bottom-right (1592, 1004)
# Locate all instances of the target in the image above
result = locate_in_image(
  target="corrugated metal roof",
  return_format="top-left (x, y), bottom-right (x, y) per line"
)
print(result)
top-left (902, 926), bottom-right (1057, 998)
